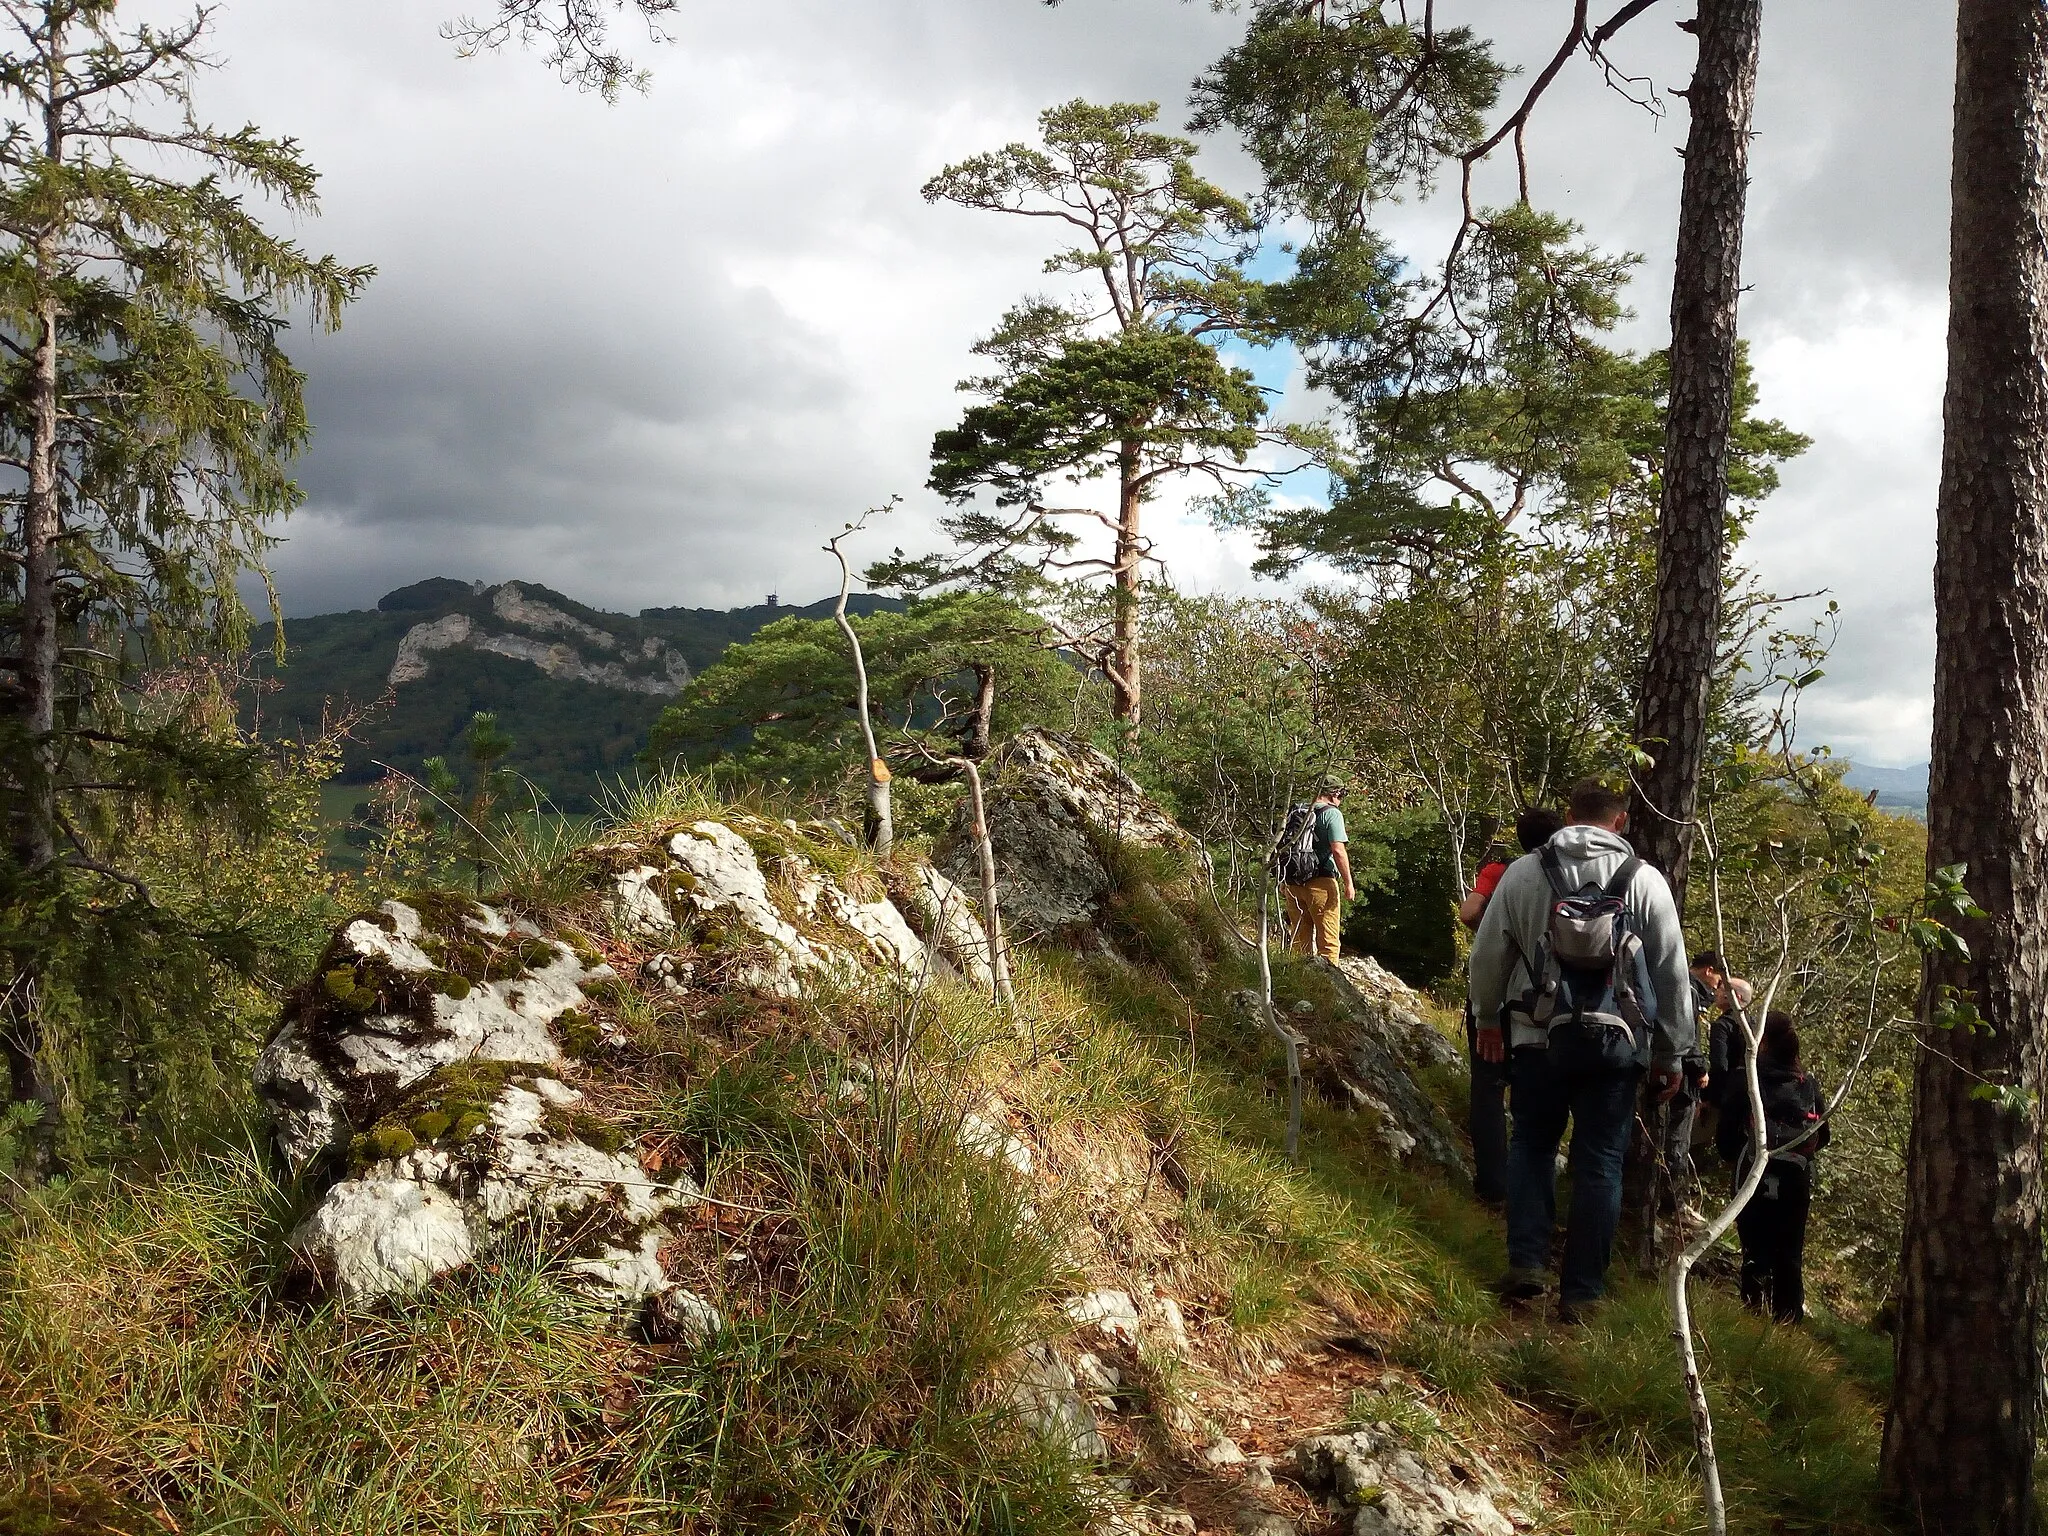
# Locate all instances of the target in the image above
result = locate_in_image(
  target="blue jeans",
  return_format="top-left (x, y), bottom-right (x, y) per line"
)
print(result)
top-left (1466, 1004), bottom-right (1510, 1204)
top-left (1506, 1044), bottom-right (1642, 1304)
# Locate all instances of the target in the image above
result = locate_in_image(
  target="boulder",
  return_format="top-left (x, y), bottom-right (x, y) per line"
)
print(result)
top-left (942, 728), bottom-right (1189, 944)
top-left (259, 816), bottom-right (968, 1309)
top-left (1293, 1428), bottom-right (1515, 1536)
top-left (594, 817), bottom-right (933, 996)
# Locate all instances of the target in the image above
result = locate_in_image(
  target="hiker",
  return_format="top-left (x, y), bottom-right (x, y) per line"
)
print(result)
top-left (1696, 956), bottom-right (1757, 1114)
top-left (1468, 779), bottom-right (1694, 1320)
top-left (1648, 954), bottom-right (1742, 1213)
top-left (1277, 776), bottom-right (1356, 963)
top-left (1459, 806), bottom-right (1565, 1206)
top-left (1718, 1012), bottom-right (1829, 1323)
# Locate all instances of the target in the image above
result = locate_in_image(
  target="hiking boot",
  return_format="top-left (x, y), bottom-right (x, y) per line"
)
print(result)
top-left (1493, 1267), bottom-right (1550, 1304)
top-left (1555, 1298), bottom-right (1599, 1327)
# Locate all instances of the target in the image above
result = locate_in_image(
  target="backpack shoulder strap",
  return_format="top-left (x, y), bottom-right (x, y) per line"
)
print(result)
top-left (1538, 845), bottom-right (1573, 899)
top-left (1601, 856), bottom-right (1643, 902)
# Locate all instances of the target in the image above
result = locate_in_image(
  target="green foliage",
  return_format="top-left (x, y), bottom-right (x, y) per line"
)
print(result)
top-left (1125, 591), bottom-right (1343, 899)
top-left (419, 711), bottom-right (524, 893)
top-left (875, 101), bottom-right (1317, 707)
top-left (1343, 811), bottom-right (1459, 990)
top-left (0, 2), bottom-right (368, 1167)
top-left (645, 592), bottom-right (1072, 794)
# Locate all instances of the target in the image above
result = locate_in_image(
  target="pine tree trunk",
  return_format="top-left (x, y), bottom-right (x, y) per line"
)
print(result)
top-left (1627, 0), bottom-right (1761, 913)
top-left (1111, 439), bottom-right (1143, 729)
top-left (1880, 5), bottom-right (2048, 1530)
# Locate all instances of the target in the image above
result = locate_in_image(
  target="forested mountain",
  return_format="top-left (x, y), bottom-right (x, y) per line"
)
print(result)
top-left (245, 578), bottom-right (897, 807)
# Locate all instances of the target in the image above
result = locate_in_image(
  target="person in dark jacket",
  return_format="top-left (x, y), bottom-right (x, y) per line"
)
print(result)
top-left (1719, 1012), bottom-right (1829, 1323)
top-left (1458, 806), bottom-right (1564, 1205)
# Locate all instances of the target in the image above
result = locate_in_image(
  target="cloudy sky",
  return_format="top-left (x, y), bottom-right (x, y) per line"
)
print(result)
top-left (179, 0), bottom-right (1952, 766)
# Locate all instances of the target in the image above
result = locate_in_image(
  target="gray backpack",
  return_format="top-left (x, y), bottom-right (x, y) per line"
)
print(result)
top-left (1506, 848), bottom-right (1657, 1066)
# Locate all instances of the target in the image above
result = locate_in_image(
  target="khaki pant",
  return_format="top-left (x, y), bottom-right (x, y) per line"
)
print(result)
top-left (1283, 876), bottom-right (1343, 962)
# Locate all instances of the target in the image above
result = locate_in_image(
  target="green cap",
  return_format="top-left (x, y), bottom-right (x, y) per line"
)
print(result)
top-left (1317, 774), bottom-right (1348, 797)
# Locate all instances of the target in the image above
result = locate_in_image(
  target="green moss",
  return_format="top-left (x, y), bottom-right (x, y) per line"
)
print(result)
top-left (580, 975), bottom-right (627, 1006)
top-left (410, 1109), bottom-right (454, 1142)
top-left (350, 1121), bottom-right (418, 1168)
top-left (518, 938), bottom-right (559, 969)
top-left (404, 888), bottom-right (486, 935)
top-left (433, 971), bottom-right (473, 1001)
top-left (451, 1111), bottom-right (489, 1141)
top-left (322, 967), bottom-right (376, 1011)
top-left (557, 1009), bottom-right (602, 1059)
top-left (569, 1112), bottom-right (627, 1155)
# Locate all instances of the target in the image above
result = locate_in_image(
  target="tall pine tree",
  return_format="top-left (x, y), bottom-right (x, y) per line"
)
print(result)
top-left (1881, 0), bottom-right (2048, 1527)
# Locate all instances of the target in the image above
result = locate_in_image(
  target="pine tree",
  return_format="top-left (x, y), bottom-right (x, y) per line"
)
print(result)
top-left (1881, 1), bottom-right (2048, 1527)
top-left (0, 1), bottom-right (368, 1167)
top-left (879, 101), bottom-right (1315, 733)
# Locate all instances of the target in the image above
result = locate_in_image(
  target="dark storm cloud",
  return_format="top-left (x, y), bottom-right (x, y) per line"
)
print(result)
top-left (179, 0), bottom-right (1950, 761)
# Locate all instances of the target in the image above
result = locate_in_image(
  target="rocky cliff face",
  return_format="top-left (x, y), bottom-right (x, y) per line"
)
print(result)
top-left (386, 582), bottom-right (692, 695)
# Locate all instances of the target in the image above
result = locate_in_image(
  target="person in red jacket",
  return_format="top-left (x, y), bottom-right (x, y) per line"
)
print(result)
top-left (1458, 805), bottom-right (1563, 1205)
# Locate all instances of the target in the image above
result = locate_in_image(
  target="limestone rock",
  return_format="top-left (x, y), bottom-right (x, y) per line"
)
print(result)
top-left (942, 728), bottom-right (1189, 943)
top-left (896, 864), bottom-right (996, 992)
top-left (1287, 958), bottom-right (1469, 1179)
top-left (289, 1072), bottom-right (699, 1303)
top-left (1065, 1288), bottom-right (1143, 1347)
top-left (1009, 1341), bottom-right (1109, 1461)
top-left (1293, 1429), bottom-right (1514, 1536)
top-left (255, 898), bottom-right (606, 1171)
top-left (292, 1175), bottom-right (476, 1299)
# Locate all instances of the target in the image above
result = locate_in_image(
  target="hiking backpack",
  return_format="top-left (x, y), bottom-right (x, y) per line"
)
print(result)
top-left (1758, 1073), bottom-right (1825, 1170)
top-left (1272, 804), bottom-right (1322, 886)
top-left (1506, 846), bottom-right (1657, 1063)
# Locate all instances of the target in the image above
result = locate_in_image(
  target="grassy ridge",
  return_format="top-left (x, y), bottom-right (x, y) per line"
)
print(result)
top-left (0, 801), bottom-right (1892, 1535)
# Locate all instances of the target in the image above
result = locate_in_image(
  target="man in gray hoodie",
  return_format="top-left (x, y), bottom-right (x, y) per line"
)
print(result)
top-left (1468, 779), bottom-right (1695, 1316)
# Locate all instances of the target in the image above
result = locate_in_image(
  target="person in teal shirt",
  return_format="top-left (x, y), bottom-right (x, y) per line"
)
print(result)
top-left (1283, 775), bottom-right (1356, 961)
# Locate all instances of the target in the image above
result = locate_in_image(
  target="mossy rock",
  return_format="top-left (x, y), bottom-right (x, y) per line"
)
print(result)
top-left (350, 1121), bottom-right (419, 1169)
top-left (405, 889), bottom-right (487, 935)
top-left (410, 1109), bottom-right (454, 1142)
top-left (433, 971), bottom-right (473, 1001)
top-left (517, 938), bottom-right (560, 969)
top-left (567, 1112), bottom-right (627, 1155)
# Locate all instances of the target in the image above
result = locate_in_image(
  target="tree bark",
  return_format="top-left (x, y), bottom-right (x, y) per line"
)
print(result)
top-left (1881, 5), bottom-right (2048, 1531)
top-left (1627, 0), bottom-right (1761, 914)
top-left (1111, 438), bottom-right (1143, 729)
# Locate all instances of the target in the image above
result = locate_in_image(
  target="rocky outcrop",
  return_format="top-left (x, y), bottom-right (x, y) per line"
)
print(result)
top-left (1321, 957), bottom-right (1467, 1176)
top-left (258, 817), bottom-right (1002, 1307)
top-left (387, 581), bottom-right (691, 695)
top-left (942, 728), bottom-right (1190, 944)
top-left (1292, 1428), bottom-right (1520, 1535)
top-left (255, 894), bottom-right (700, 1304)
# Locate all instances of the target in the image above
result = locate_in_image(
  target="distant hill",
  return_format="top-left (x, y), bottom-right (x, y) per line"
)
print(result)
top-left (247, 579), bottom-right (896, 809)
top-left (1840, 761), bottom-right (1929, 814)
